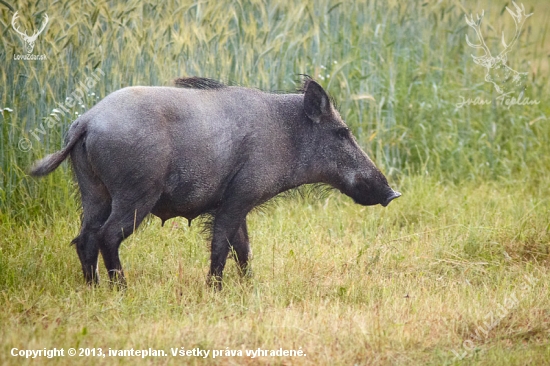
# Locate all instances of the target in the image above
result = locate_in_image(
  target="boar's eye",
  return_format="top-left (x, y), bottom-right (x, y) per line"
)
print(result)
top-left (335, 127), bottom-right (350, 140)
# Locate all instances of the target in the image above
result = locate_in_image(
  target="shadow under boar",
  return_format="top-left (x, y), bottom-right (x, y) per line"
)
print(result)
top-left (30, 77), bottom-right (401, 289)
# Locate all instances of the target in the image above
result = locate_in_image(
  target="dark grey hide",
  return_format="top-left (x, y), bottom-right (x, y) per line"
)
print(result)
top-left (30, 77), bottom-right (400, 289)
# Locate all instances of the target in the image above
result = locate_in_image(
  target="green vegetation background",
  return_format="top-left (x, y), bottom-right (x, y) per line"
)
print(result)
top-left (0, 1), bottom-right (548, 365)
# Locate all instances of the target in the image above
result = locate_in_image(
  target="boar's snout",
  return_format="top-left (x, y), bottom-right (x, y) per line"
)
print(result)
top-left (346, 175), bottom-right (401, 207)
top-left (381, 190), bottom-right (401, 207)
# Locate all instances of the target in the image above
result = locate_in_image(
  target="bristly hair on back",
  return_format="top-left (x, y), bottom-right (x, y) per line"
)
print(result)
top-left (174, 77), bottom-right (227, 90)
top-left (174, 76), bottom-right (339, 108)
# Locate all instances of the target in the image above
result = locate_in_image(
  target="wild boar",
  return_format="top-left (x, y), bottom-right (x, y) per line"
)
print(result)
top-left (31, 77), bottom-right (400, 289)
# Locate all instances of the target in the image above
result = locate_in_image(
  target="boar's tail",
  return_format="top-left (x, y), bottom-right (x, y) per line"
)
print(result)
top-left (29, 118), bottom-right (87, 177)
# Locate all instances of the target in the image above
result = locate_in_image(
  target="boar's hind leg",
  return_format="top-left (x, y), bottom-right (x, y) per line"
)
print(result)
top-left (97, 194), bottom-right (160, 287)
top-left (74, 191), bottom-right (111, 285)
top-left (230, 220), bottom-right (252, 278)
top-left (72, 156), bottom-right (112, 285)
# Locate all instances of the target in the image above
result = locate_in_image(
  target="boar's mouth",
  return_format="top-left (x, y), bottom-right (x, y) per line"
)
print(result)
top-left (352, 189), bottom-right (401, 207)
top-left (345, 178), bottom-right (401, 207)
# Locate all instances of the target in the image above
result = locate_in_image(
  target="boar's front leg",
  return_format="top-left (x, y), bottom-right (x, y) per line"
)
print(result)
top-left (208, 204), bottom-right (253, 290)
top-left (231, 220), bottom-right (252, 278)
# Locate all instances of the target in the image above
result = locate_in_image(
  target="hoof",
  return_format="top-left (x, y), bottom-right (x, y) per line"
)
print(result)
top-left (108, 270), bottom-right (127, 290)
top-left (207, 275), bottom-right (223, 291)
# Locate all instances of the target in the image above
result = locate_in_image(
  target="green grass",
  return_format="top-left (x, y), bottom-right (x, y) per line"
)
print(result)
top-left (1, 0), bottom-right (549, 364)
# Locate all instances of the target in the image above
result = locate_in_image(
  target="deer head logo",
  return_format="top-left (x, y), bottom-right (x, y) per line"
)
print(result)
top-left (11, 11), bottom-right (49, 54)
top-left (465, 1), bottom-right (532, 94)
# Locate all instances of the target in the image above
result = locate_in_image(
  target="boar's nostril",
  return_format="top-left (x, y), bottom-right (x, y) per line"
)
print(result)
top-left (381, 190), bottom-right (401, 207)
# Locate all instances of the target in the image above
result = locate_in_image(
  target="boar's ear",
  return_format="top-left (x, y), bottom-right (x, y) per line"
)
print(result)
top-left (304, 80), bottom-right (330, 123)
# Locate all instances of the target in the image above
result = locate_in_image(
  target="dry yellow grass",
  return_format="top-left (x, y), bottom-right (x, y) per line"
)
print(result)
top-left (1, 177), bottom-right (549, 365)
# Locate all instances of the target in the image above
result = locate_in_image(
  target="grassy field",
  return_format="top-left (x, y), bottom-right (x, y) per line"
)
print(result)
top-left (1, 0), bottom-right (549, 365)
